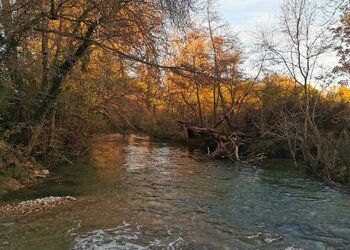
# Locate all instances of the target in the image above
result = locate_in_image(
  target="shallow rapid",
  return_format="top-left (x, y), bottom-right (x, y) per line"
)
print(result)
top-left (0, 134), bottom-right (349, 250)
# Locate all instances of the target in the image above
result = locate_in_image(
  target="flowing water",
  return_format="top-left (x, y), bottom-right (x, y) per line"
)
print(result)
top-left (0, 134), bottom-right (350, 250)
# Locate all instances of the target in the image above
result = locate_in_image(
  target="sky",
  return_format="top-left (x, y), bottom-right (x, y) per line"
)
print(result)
top-left (216, 0), bottom-right (339, 82)
top-left (218, 0), bottom-right (282, 34)
top-left (216, 0), bottom-right (283, 76)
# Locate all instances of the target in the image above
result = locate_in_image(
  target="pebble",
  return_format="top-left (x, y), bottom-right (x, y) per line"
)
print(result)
top-left (0, 196), bottom-right (77, 216)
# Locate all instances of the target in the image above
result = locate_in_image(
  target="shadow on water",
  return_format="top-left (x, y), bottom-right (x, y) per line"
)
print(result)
top-left (0, 134), bottom-right (350, 250)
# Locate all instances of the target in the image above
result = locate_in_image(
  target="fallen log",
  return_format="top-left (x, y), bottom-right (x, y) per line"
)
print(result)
top-left (178, 121), bottom-right (241, 161)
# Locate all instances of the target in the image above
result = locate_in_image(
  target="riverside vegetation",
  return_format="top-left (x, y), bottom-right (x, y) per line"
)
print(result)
top-left (0, 0), bottom-right (350, 194)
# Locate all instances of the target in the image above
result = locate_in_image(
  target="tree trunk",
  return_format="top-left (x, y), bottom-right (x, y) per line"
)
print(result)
top-left (41, 17), bottom-right (50, 91)
top-left (37, 21), bottom-right (97, 120)
top-left (193, 57), bottom-right (204, 127)
top-left (1, 0), bottom-right (25, 121)
top-left (207, 9), bottom-right (233, 130)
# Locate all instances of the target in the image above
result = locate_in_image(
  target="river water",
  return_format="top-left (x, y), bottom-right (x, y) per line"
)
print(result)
top-left (0, 134), bottom-right (349, 250)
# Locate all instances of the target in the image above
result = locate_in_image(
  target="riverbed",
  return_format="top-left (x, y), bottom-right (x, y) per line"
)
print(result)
top-left (0, 134), bottom-right (349, 249)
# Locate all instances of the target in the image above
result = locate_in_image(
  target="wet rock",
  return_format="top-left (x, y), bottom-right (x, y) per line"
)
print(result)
top-left (66, 196), bottom-right (77, 201)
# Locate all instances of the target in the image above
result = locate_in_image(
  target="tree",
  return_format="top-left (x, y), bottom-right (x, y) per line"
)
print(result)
top-left (0, 0), bottom-right (195, 116)
top-left (205, 0), bottom-right (240, 129)
top-left (257, 0), bottom-right (344, 173)
top-left (0, 0), bottom-right (197, 155)
top-left (334, 0), bottom-right (350, 81)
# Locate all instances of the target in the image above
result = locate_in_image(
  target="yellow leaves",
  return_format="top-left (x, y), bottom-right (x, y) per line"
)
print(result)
top-left (178, 30), bottom-right (210, 69)
top-left (337, 86), bottom-right (350, 103)
top-left (48, 20), bottom-right (61, 30)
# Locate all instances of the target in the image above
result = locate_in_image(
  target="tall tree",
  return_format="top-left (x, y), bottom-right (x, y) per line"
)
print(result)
top-left (0, 0), bottom-right (195, 118)
top-left (258, 0), bottom-right (343, 170)
top-left (334, 0), bottom-right (350, 82)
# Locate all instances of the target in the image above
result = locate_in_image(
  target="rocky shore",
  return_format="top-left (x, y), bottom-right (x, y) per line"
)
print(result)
top-left (0, 196), bottom-right (77, 216)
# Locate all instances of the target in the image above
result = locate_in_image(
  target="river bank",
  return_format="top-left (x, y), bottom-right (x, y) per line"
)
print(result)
top-left (0, 141), bottom-right (45, 195)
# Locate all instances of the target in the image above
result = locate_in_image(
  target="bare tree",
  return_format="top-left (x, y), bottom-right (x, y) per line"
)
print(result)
top-left (333, 0), bottom-right (350, 82)
top-left (257, 0), bottom-right (344, 172)
top-left (205, 0), bottom-right (239, 129)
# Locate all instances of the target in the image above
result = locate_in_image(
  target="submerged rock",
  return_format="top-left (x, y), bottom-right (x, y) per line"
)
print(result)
top-left (42, 169), bottom-right (50, 175)
top-left (33, 169), bottom-right (50, 178)
top-left (0, 196), bottom-right (77, 216)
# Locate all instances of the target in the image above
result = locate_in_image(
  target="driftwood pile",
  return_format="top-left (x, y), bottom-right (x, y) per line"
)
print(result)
top-left (178, 121), bottom-right (241, 161)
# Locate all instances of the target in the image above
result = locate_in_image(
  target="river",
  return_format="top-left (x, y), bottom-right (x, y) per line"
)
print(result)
top-left (0, 134), bottom-right (349, 250)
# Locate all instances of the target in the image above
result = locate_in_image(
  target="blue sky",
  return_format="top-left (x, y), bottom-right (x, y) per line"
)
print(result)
top-left (218, 0), bottom-right (282, 33)
top-left (216, 0), bottom-right (339, 81)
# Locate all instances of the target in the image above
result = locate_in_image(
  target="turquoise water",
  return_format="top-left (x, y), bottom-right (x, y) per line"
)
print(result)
top-left (0, 134), bottom-right (349, 249)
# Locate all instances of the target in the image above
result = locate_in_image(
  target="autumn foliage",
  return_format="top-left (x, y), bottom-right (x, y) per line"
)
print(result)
top-left (0, 0), bottom-right (350, 185)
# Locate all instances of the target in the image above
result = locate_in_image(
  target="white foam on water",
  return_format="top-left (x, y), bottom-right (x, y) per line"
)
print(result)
top-left (284, 246), bottom-right (304, 250)
top-left (263, 233), bottom-right (282, 243)
top-left (72, 222), bottom-right (185, 250)
top-left (67, 220), bottom-right (81, 237)
top-left (246, 232), bottom-right (282, 244)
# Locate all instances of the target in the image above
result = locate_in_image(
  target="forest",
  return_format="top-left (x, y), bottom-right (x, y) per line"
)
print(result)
top-left (0, 0), bottom-right (350, 195)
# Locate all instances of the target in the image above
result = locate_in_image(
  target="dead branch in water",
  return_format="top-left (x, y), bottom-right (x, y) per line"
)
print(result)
top-left (178, 121), bottom-right (241, 161)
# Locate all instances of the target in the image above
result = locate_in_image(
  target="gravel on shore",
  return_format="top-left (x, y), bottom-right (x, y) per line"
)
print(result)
top-left (0, 196), bottom-right (77, 216)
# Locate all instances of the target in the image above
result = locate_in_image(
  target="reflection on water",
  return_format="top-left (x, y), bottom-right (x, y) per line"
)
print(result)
top-left (0, 134), bottom-right (350, 250)
top-left (90, 134), bottom-right (126, 182)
